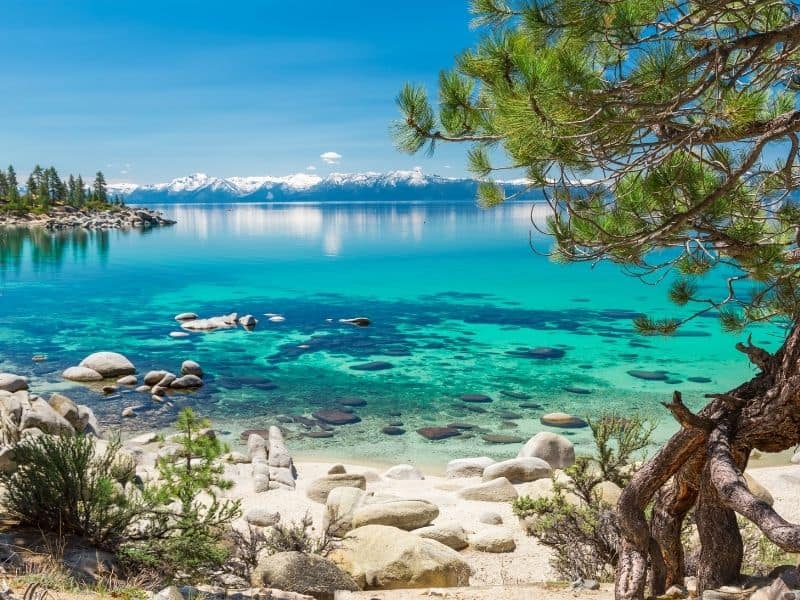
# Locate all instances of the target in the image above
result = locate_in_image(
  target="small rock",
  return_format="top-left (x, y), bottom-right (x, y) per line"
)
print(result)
top-left (122, 407), bottom-right (137, 418)
top-left (339, 317), bottom-right (371, 327)
top-left (244, 508), bottom-right (280, 527)
top-left (518, 431), bottom-right (576, 469)
top-left (460, 393), bottom-right (492, 403)
top-left (0, 373), bottom-right (29, 393)
top-left (181, 360), bottom-right (203, 377)
top-left (540, 412), bottom-right (588, 428)
top-left (63, 366), bottom-right (103, 382)
top-left (470, 528), bottom-right (516, 553)
top-left (117, 375), bottom-right (137, 386)
top-left (349, 361), bottom-right (393, 371)
top-left (144, 370), bottom-right (169, 385)
top-left (482, 457), bottom-right (552, 484)
top-left (381, 426), bottom-right (406, 436)
top-left (328, 464), bottom-right (346, 475)
top-left (457, 477), bottom-right (518, 502)
top-left (171, 374), bottom-right (204, 389)
top-left (445, 456), bottom-right (495, 479)
top-left (415, 522), bottom-right (469, 550)
top-left (169, 331), bottom-right (190, 338)
top-left (383, 464), bottom-right (424, 480)
top-left (239, 315), bottom-right (257, 328)
top-left (174, 312), bottom-right (199, 321)
top-left (306, 473), bottom-right (367, 504)
top-left (313, 409), bottom-right (361, 426)
top-left (479, 512), bottom-right (503, 525)
top-left (417, 427), bottom-right (461, 441)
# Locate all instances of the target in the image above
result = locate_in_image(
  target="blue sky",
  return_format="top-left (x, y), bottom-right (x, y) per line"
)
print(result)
top-left (0, 1), bottom-right (478, 183)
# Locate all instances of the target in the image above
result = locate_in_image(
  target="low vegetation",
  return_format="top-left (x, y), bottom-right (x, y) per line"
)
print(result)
top-left (0, 408), bottom-right (240, 586)
top-left (512, 413), bottom-right (654, 582)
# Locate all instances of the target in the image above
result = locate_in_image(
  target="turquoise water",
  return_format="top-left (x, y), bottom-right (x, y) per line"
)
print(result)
top-left (0, 202), bottom-right (782, 466)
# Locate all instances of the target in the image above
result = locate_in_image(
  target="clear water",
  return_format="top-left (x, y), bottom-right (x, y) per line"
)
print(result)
top-left (0, 202), bottom-right (782, 467)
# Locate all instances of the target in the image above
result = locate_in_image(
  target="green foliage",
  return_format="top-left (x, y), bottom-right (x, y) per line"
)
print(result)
top-left (0, 434), bottom-right (141, 548)
top-left (0, 165), bottom-right (116, 213)
top-left (512, 412), bottom-right (654, 581)
top-left (121, 408), bottom-right (240, 581)
top-left (394, 0), bottom-right (800, 335)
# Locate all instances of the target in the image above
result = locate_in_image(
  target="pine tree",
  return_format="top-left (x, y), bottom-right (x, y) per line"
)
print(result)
top-left (67, 175), bottom-right (77, 207)
top-left (92, 171), bottom-right (108, 205)
top-left (75, 175), bottom-right (85, 206)
top-left (0, 172), bottom-right (8, 203)
top-left (394, 2), bottom-right (800, 598)
top-left (6, 166), bottom-right (20, 206)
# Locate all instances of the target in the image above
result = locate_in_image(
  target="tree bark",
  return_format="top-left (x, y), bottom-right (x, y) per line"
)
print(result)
top-left (615, 324), bottom-right (800, 600)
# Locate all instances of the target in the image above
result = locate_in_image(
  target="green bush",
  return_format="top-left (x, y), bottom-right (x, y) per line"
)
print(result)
top-left (0, 434), bottom-right (141, 548)
top-left (512, 413), bottom-right (655, 581)
top-left (120, 408), bottom-right (241, 581)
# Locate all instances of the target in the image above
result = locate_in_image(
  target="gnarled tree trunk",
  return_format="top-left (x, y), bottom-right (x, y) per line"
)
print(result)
top-left (615, 325), bottom-right (800, 599)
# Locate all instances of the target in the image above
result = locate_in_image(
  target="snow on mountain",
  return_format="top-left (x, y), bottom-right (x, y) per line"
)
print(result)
top-left (109, 169), bottom-right (545, 204)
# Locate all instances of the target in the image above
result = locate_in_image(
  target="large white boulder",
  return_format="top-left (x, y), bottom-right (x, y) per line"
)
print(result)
top-left (351, 498), bottom-right (439, 531)
top-left (482, 457), bottom-right (552, 484)
top-left (517, 432), bottom-right (575, 469)
top-left (79, 352), bottom-right (135, 377)
top-left (330, 524), bottom-right (471, 589)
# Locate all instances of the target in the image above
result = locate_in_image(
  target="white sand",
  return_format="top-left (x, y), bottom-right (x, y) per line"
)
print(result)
top-left (221, 459), bottom-right (556, 586)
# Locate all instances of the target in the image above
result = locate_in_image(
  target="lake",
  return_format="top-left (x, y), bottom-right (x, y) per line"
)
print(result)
top-left (0, 201), bottom-right (778, 466)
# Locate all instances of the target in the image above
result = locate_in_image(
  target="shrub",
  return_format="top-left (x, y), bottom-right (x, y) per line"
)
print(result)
top-left (0, 434), bottom-right (141, 548)
top-left (226, 514), bottom-right (341, 580)
top-left (120, 408), bottom-right (241, 581)
top-left (512, 412), bottom-right (655, 581)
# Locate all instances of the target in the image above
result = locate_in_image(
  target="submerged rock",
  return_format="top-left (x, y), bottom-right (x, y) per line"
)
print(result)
top-left (627, 369), bottom-right (669, 381)
top-left (481, 434), bottom-right (524, 444)
top-left (314, 410), bottom-right (361, 426)
top-left (174, 312), bottom-right (198, 322)
top-left (417, 427), bottom-right (461, 441)
top-left (381, 426), bottom-right (406, 436)
top-left (180, 360), bottom-right (203, 377)
top-left (339, 317), bottom-right (371, 327)
top-left (507, 347), bottom-right (566, 359)
top-left (349, 361), bottom-right (393, 371)
top-left (459, 393), bottom-right (492, 403)
top-left (540, 412), bottom-right (588, 428)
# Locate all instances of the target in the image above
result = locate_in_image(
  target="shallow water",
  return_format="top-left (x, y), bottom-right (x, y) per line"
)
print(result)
top-left (0, 201), bottom-right (782, 467)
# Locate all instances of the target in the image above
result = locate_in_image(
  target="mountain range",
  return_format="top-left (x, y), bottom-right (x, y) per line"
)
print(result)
top-left (109, 170), bottom-right (546, 204)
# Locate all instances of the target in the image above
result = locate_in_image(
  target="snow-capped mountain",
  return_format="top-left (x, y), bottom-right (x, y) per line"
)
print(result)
top-left (109, 169), bottom-right (543, 204)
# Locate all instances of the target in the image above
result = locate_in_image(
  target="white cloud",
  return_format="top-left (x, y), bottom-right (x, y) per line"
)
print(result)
top-left (320, 151), bottom-right (342, 165)
top-left (306, 165), bottom-right (317, 171)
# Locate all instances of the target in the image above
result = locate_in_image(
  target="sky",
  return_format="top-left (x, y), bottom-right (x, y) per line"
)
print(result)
top-left (0, 1), bottom-right (480, 183)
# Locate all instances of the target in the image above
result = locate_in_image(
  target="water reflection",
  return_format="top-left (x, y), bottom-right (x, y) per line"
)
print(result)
top-left (0, 201), bottom-right (553, 274)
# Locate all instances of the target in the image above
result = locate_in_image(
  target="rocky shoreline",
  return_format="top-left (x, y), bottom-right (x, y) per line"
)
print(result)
top-left (0, 205), bottom-right (175, 230)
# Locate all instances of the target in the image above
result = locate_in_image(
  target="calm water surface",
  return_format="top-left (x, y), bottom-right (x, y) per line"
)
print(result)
top-left (0, 202), bottom-right (781, 466)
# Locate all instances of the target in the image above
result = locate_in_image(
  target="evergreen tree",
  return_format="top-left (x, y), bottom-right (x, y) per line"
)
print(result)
top-left (67, 175), bottom-right (77, 207)
top-left (395, 2), bottom-right (800, 598)
top-left (6, 166), bottom-right (20, 206)
top-left (75, 175), bottom-right (85, 206)
top-left (0, 171), bottom-right (8, 202)
top-left (92, 171), bottom-right (108, 204)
